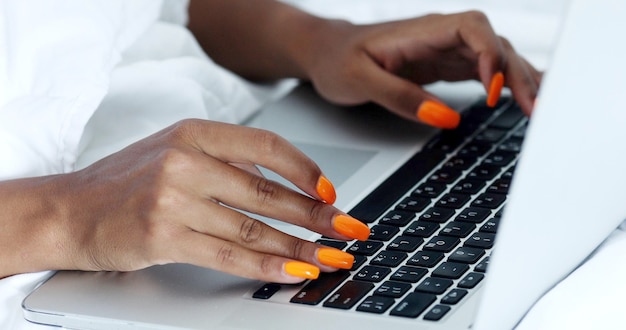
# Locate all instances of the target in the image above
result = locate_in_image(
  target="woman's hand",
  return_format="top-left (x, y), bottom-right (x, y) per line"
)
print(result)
top-left (302, 11), bottom-right (542, 128)
top-left (1, 120), bottom-right (369, 282)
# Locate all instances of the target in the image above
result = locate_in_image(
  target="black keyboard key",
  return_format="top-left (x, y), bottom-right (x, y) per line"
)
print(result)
top-left (390, 292), bottom-right (436, 318)
top-left (442, 156), bottom-right (477, 171)
top-left (465, 232), bottom-right (496, 249)
top-left (451, 179), bottom-right (485, 195)
top-left (387, 235), bottom-right (423, 252)
top-left (380, 210), bottom-right (415, 227)
top-left (316, 239), bottom-right (348, 250)
top-left (426, 131), bottom-right (466, 153)
top-left (348, 240), bottom-right (384, 256)
top-left (252, 283), bottom-right (281, 299)
top-left (480, 217), bottom-right (500, 234)
top-left (512, 122), bottom-right (528, 138)
top-left (396, 196), bottom-right (430, 213)
top-left (424, 236), bottom-right (460, 252)
top-left (432, 262), bottom-right (469, 279)
top-left (472, 193), bottom-right (506, 209)
top-left (458, 142), bottom-right (490, 158)
top-left (499, 137), bottom-right (524, 153)
top-left (357, 295), bottom-right (396, 314)
top-left (455, 207), bottom-right (491, 223)
top-left (370, 251), bottom-right (408, 268)
top-left (439, 221), bottom-right (475, 238)
top-left (323, 280), bottom-right (373, 309)
top-left (458, 272), bottom-right (485, 289)
top-left (369, 224), bottom-right (399, 241)
top-left (404, 221), bottom-right (440, 237)
top-left (441, 288), bottom-right (468, 305)
top-left (428, 168), bottom-right (462, 184)
top-left (390, 266), bottom-right (428, 283)
top-left (489, 103), bottom-right (524, 129)
top-left (502, 167), bottom-right (515, 180)
top-left (461, 102), bottom-right (497, 131)
top-left (468, 164), bottom-right (501, 180)
top-left (354, 266), bottom-right (391, 282)
top-left (415, 277), bottom-right (453, 294)
top-left (448, 247), bottom-right (485, 264)
top-left (374, 281), bottom-right (412, 298)
top-left (475, 257), bottom-right (490, 273)
top-left (351, 255), bottom-right (368, 271)
top-left (487, 179), bottom-right (511, 194)
top-left (474, 128), bottom-right (507, 144)
top-left (424, 304), bottom-right (451, 321)
top-left (483, 151), bottom-right (516, 167)
top-left (407, 251), bottom-right (444, 268)
top-left (419, 207), bottom-right (455, 223)
top-left (412, 182), bottom-right (446, 198)
top-left (436, 193), bottom-right (470, 209)
top-left (290, 271), bottom-right (350, 305)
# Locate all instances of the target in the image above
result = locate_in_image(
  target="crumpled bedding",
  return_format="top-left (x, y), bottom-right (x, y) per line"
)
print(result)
top-left (7, 1), bottom-right (621, 329)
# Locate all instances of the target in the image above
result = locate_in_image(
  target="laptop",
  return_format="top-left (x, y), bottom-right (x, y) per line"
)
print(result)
top-left (21, 0), bottom-right (626, 329)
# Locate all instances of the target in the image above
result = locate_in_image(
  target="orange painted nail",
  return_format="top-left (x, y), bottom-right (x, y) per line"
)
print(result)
top-left (317, 248), bottom-right (355, 269)
top-left (284, 261), bottom-right (320, 280)
top-left (333, 215), bottom-right (370, 241)
top-left (487, 72), bottom-right (504, 107)
top-left (316, 175), bottom-right (336, 204)
top-left (416, 100), bottom-right (460, 129)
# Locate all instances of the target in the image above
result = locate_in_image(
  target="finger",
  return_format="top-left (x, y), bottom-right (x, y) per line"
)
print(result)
top-left (184, 199), bottom-right (354, 270)
top-left (456, 15), bottom-right (540, 111)
top-left (196, 157), bottom-right (369, 241)
top-left (444, 11), bottom-right (513, 109)
top-left (173, 231), bottom-right (320, 283)
top-left (181, 120), bottom-right (336, 204)
top-left (502, 49), bottom-right (540, 115)
top-left (358, 58), bottom-right (460, 129)
top-left (229, 162), bottom-right (265, 178)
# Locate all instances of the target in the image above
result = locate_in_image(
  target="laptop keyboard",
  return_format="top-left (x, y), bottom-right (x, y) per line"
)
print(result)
top-left (252, 98), bottom-right (527, 321)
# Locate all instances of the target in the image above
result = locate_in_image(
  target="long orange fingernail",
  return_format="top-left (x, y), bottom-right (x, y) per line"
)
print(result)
top-left (416, 100), bottom-right (460, 129)
top-left (333, 215), bottom-right (370, 241)
top-left (316, 175), bottom-right (336, 204)
top-left (487, 72), bottom-right (504, 107)
top-left (284, 261), bottom-right (320, 280)
top-left (317, 248), bottom-right (354, 269)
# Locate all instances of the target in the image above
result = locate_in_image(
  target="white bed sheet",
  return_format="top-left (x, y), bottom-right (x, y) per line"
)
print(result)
top-left (6, 1), bottom-right (621, 329)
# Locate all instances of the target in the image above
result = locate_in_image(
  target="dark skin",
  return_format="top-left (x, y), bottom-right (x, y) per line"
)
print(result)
top-left (0, 0), bottom-right (539, 282)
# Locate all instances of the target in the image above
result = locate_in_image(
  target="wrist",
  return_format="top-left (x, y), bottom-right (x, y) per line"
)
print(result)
top-left (0, 175), bottom-right (76, 277)
top-left (289, 16), bottom-right (355, 81)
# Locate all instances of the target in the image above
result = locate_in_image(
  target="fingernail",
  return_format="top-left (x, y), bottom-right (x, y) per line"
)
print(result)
top-left (487, 72), bottom-right (504, 107)
top-left (317, 248), bottom-right (354, 269)
top-left (416, 100), bottom-right (460, 129)
top-left (316, 175), bottom-right (336, 204)
top-left (284, 261), bottom-right (320, 280)
top-left (333, 215), bottom-right (370, 241)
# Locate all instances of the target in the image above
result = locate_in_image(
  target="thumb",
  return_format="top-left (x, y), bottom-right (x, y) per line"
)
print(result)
top-left (360, 64), bottom-right (460, 129)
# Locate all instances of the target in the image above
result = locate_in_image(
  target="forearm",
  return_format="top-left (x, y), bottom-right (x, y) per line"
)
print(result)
top-left (187, 0), bottom-right (346, 81)
top-left (0, 176), bottom-right (72, 278)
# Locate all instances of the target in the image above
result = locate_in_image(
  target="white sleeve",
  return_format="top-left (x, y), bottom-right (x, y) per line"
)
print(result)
top-left (0, 0), bottom-right (163, 180)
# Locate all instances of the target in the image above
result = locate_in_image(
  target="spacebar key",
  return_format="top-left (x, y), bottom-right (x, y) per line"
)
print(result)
top-left (290, 271), bottom-right (350, 305)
